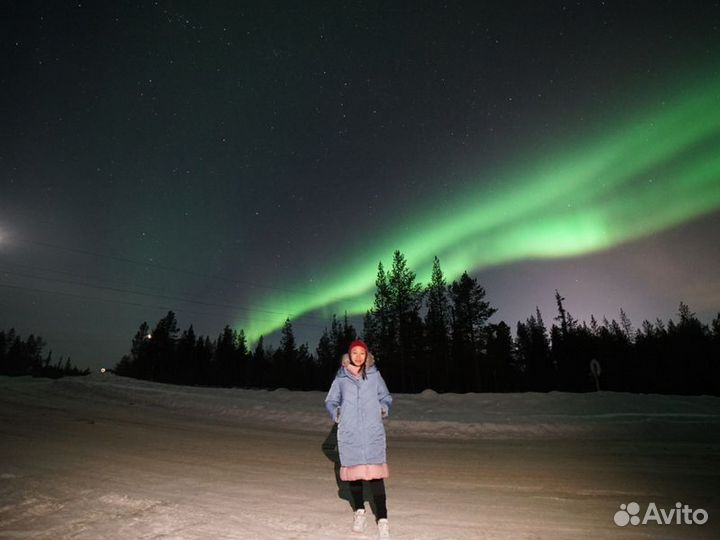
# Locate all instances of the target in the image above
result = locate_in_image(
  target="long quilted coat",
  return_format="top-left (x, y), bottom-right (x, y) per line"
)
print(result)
top-left (324, 353), bottom-right (393, 467)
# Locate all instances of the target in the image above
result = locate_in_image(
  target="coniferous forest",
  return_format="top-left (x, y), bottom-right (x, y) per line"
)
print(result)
top-left (3, 250), bottom-right (717, 395)
top-left (0, 328), bottom-right (89, 378)
top-left (112, 251), bottom-right (720, 396)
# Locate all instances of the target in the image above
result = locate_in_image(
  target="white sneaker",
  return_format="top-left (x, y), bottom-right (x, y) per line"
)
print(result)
top-left (377, 518), bottom-right (389, 539)
top-left (352, 509), bottom-right (367, 533)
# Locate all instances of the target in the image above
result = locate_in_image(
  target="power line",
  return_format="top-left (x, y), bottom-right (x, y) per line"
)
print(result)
top-left (7, 210), bottom-right (334, 294)
top-left (0, 259), bottom-right (194, 298)
top-left (0, 265), bottom-right (331, 324)
top-left (0, 282), bottom-right (329, 333)
top-left (22, 239), bottom-right (333, 300)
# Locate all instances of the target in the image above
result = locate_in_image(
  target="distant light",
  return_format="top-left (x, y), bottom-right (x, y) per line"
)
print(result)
top-left (145, 333), bottom-right (152, 340)
top-left (0, 225), bottom-right (15, 248)
top-left (100, 367), bottom-right (106, 374)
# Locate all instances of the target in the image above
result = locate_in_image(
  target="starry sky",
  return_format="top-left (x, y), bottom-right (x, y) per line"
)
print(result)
top-left (1, 1), bottom-right (719, 372)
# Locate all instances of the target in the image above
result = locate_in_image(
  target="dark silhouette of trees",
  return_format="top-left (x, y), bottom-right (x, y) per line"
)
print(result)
top-left (539, 297), bottom-right (717, 396)
top-left (364, 261), bottom-right (396, 387)
top-left (0, 328), bottom-right (88, 378)
top-left (152, 311), bottom-right (180, 382)
top-left (424, 256), bottom-right (452, 392)
top-left (553, 291), bottom-right (593, 392)
top-left (214, 325), bottom-right (239, 387)
top-left (119, 312), bottom-right (179, 382)
top-left (271, 319), bottom-right (314, 390)
top-left (388, 250), bottom-right (425, 392)
top-left (122, 321), bottom-right (151, 379)
top-left (236, 330), bottom-right (251, 387)
top-left (109, 251), bottom-right (718, 397)
top-left (486, 321), bottom-right (515, 392)
top-left (515, 308), bottom-right (553, 391)
top-left (711, 313), bottom-right (720, 395)
top-left (365, 251), bottom-right (424, 392)
top-left (673, 303), bottom-right (710, 394)
top-left (250, 335), bottom-right (268, 388)
top-left (449, 272), bottom-right (497, 392)
top-left (316, 329), bottom-right (334, 385)
top-left (175, 324), bottom-right (198, 385)
top-left (330, 313), bottom-right (357, 364)
top-left (317, 314), bottom-right (357, 387)
top-left (590, 313), bottom-right (634, 392)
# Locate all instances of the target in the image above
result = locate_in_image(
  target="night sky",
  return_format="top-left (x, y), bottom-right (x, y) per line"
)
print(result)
top-left (2, 1), bottom-right (719, 372)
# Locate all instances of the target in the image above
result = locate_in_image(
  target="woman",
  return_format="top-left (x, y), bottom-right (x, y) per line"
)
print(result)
top-left (325, 339), bottom-right (393, 538)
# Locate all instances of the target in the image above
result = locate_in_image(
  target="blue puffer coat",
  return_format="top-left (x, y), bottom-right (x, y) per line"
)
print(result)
top-left (324, 353), bottom-right (393, 467)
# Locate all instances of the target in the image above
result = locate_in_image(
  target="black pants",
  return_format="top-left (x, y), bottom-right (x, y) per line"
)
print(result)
top-left (349, 479), bottom-right (387, 520)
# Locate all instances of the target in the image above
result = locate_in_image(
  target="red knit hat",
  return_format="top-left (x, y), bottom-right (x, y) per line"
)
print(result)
top-left (348, 339), bottom-right (369, 354)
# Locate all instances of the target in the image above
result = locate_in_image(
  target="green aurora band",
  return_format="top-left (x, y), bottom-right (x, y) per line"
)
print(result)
top-left (240, 76), bottom-right (720, 340)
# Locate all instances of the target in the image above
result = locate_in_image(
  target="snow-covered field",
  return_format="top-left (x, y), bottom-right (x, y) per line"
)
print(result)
top-left (1, 374), bottom-right (719, 539)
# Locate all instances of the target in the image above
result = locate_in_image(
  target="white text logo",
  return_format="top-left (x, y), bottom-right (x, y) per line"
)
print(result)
top-left (614, 502), bottom-right (708, 527)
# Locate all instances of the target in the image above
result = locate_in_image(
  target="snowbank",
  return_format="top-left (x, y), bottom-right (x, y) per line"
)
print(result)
top-left (12, 373), bottom-right (720, 441)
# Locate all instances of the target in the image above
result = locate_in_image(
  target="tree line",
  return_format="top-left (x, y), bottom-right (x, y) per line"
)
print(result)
top-left (114, 250), bottom-right (720, 396)
top-left (0, 328), bottom-right (90, 378)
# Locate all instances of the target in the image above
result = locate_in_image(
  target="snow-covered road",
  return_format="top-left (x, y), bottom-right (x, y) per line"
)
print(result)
top-left (1, 374), bottom-right (718, 539)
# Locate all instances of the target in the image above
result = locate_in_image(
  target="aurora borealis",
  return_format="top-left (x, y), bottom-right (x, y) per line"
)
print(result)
top-left (2, 2), bottom-right (719, 370)
top-left (243, 74), bottom-right (720, 340)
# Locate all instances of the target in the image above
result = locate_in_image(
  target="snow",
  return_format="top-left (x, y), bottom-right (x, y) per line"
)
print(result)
top-left (1, 373), bottom-right (719, 539)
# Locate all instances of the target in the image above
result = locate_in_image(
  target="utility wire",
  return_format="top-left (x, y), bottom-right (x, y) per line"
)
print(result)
top-left (0, 259), bottom-right (186, 297)
top-left (0, 266), bottom-right (331, 324)
top-left (23, 239), bottom-right (336, 300)
top-left (0, 282), bottom-right (329, 333)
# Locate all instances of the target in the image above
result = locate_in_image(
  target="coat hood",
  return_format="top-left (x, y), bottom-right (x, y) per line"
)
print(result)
top-left (341, 351), bottom-right (376, 368)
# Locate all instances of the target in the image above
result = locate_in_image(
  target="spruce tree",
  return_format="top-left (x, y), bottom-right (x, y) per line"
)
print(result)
top-left (0, 330), bottom-right (7, 374)
top-left (672, 303), bottom-right (710, 394)
top-left (516, 308), bottom-right (552, 391)
top-left (275, 318), bottom-right (298, 389)
top-left (128, 321), bottom-right (151, 379)
top-left (711, 313), bottom-right (720, 395)
top-left (196, 336), bottom-right (214, 386)
top-left (330, 313), bottom-right (357, 362)
top-left (214, 325), bottom-right (238, 386)
top-left (236, 329), bottom-right (250, 387)
top-left (449, 272), bottom-right (496, 392)
top-left (365, 261), bottom-right (397, 387)
top-left (251, 336), bottom-right (267, 388)
top-left (552, 292), bottom-right (584, 391)
top-left (486, 321), bottom-right (514, 392)
top-left (316, 328), bottom-right (335, 386)
top-left (424, 256), bottom-right (451, 391)
top-left (176, 325), bottom-right (197, 385)
top-left (387, 250), bottom-right (424, 392)
top-left (150, 311), bottom-right (179, 382)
